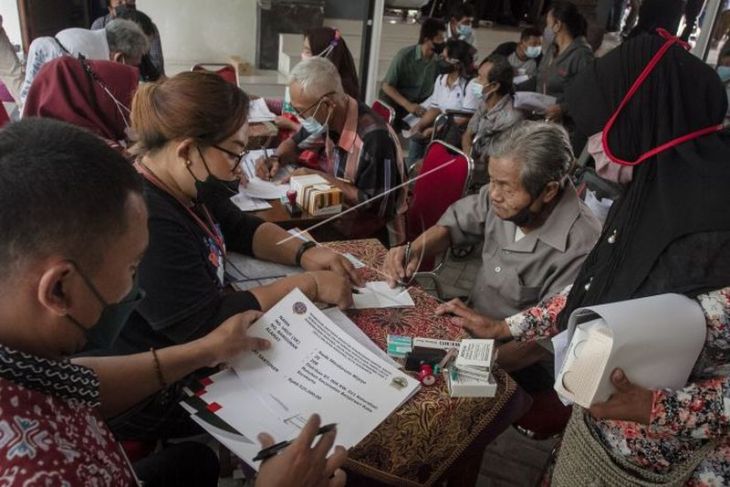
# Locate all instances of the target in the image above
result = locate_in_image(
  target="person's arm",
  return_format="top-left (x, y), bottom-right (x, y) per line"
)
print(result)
top-left (382, 82), bottom-right (421, 115)
top-left (462, 126), bottom-right (474, 155)
top-left (250, 222), bottom-right (361, 284)
top-left (255, 137), bottom-right (299, 179)
top-left (248, 270), bottom-right (352, 311)
top-left (383, 225), bottom-right (452, 287)
top-left (413, 107), bottom-right (441, 132)
top-left (642, 288), bottom-right (730, 437)
top-left (74, 310), bottom-right (270, 417)
top-left (505, 285), bottom-right (572, 340)
top-left (0, 19), bottom-right (24, 104)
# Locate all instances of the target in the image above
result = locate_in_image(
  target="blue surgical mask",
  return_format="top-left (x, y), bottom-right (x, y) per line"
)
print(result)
top-left (300, 100), bottom-right (332, 139)
top-left (67, 264), bottom-right (145, 351)
top-left (718, 65), bottom-right (730, 83)
top-left (457, 24), bottom-right (473, 37)
top-left (526, 45), bottom-right (542, 58)
top-left (469, 81), bottom-right (484, 98)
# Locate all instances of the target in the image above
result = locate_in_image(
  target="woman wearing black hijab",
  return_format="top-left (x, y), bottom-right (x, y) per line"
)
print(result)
top-left (441, 32), bottom-right (730, 485)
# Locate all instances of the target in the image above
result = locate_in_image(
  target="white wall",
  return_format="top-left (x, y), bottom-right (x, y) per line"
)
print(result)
top-left (137, 0), bottom-right (258, 74)
top-left (0, 0), bottom-right (22, 47)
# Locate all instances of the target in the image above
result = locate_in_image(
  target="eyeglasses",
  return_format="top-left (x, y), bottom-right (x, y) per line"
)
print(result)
top-left (212, 145), bottom-right (248, 174)
top-left (292, 91), bottom-right (335, 120)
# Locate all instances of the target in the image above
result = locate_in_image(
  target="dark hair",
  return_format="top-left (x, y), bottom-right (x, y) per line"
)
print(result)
top-left (304, 27), bottom-right (360, 99)
top-left (520, 26), bottom-right (543, 41)
top-left (131, 71), bottom-right (250, 156)
top-left (0, 118), bottom-right (143, 274)
top-left (550, 1), bottom-right (588, 39)
top-left (450, 3), bottom-right (475, 20)
top-left (114, 6), bottom-right (155, 37)
top-left (419, 17), bottom-right (447, 44)
top-left (484, 54), bottom-right (515, 96)
top-left (445, 39), bottom-right (474, 76)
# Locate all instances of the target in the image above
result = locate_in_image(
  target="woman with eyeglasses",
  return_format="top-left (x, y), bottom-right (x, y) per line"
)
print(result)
top-left (23, 56), bottom-right (138, 154)
top-left (99, 71), bottom-right (360, 441)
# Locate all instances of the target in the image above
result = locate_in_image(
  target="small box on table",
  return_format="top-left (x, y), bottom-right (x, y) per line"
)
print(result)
top-left (289, 174), bottom-right (343, 216)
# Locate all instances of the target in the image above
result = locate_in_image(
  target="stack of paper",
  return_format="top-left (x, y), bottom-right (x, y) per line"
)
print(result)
top-left (180, 289), bottom-right (420, 470)
top-left (230, 192), bottom-right (272, 212)
top-left (248, 98), bottom-right (277, 123)
top-left (447, 339), bottom-right (498, 398)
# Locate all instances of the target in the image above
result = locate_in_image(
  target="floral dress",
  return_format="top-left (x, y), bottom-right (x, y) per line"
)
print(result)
top-left (506, 286), bottom-right (730, 486)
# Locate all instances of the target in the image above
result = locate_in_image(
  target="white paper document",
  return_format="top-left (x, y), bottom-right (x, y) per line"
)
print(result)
top-left (554, 293), bottom-right (706, 408)
top-left (248, 98), bottom-right (277, 123)
top-left (239, 150), bottom-right (291, 200)
top-left (222, 289), bottom-right (419, 468)
top-left (230, 192), bottom-right (272, 212)
top-left (322, 307), bottom-right (400, 368)
top-left (513, 91), bottom-right (557, 114)
top-left (352, 281), bottom-right (415, 309)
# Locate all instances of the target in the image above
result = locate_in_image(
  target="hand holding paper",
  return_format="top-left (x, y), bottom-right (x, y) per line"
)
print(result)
top-left (588, 369), bottom-right (653, 425)
top-left (197, 310), bottom-right (271, 368)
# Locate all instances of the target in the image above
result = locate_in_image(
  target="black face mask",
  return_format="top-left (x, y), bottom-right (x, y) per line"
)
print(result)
top-left (432, 42), bottom-right (446, 55)
top-left (504, 198), bottom-right (537, 227)
top-left (437, 59), bottom-right (459, 75)
top-left (190, 147), bottom-right (241, 198)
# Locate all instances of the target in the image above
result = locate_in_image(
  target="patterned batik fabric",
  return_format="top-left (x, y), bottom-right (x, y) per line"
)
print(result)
top-left (0, 344), bottom-right (136, 486)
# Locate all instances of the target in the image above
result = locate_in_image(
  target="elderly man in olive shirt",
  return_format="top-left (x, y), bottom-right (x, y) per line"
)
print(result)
top-left (384, 121), bottom-right (600, 372)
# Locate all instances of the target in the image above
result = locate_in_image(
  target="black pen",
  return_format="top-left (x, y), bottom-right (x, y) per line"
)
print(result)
top-left (253, 423), bottom-right (337, 462)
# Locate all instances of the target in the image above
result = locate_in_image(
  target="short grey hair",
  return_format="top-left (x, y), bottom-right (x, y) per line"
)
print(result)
top-left (289, 57), bottom-right (345, 99)
top-left (105, 18), bottom-right (149, 60)
top-left (490, 120), bottom-right (574, 198)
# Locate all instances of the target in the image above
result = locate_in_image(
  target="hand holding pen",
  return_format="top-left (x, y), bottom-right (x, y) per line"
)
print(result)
top-left (254, 415), bottom-right (346, 487)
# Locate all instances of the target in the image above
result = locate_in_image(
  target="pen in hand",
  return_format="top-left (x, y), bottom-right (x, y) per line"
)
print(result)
top-left (253, 423), bottom-right (337, 462)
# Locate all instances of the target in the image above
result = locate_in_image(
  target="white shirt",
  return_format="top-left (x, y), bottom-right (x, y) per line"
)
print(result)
top-left (421, 74), bottom-right (470, 112)
top-left (20, 28), bottom-right (109, 106)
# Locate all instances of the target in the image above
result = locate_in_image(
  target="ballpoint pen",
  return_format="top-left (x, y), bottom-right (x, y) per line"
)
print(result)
top-left (252, 423), bottom-right (337, 462)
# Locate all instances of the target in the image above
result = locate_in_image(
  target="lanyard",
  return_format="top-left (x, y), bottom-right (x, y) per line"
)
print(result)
top-left (602, 28), bottom-right (725, 167)
top-left (135, 162), bottom-right (226, 255)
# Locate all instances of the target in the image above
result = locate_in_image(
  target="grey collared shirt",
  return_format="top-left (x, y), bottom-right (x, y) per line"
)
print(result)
top-left (437, 183), bottom-right (601, 319)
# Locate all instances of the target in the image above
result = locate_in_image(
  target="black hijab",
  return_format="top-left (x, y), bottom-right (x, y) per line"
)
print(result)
top-left (558, 33), bottom-right (730, 329)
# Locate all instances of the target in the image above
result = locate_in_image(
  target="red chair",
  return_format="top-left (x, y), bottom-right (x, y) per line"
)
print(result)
top-left (191, 63), bottom-right (238, 86)
top-left (407, 141), bottom-right (472, 297)
top-left (0, 104), bottom-right (9, 128)
top-left (371, 99), bottom-right (395, 126)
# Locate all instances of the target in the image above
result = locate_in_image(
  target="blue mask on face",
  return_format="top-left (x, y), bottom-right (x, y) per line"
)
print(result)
top-left (457, 24), bottom-right (473, 37)
top-left (300, 99), bottom-right (331, 139)
top-left (718, 65), bottom-right (730, 83)
top-left (525, 45), bottom-right (542, 58)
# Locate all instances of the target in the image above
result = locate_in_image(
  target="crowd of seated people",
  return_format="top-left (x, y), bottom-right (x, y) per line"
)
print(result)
top-left (0, 1), bottom-right (729, 485)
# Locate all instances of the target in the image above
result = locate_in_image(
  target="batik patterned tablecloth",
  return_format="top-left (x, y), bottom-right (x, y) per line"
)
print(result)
top-left (325, 239), bottom-right (529, 487)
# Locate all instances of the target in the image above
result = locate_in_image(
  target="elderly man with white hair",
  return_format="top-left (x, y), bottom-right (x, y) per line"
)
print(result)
top-left (384, 120), bottom-right (601, 377)
top-left (19, 19), bottom-right (148, 105)
top-left (257, 57), bottom-right (406, 238)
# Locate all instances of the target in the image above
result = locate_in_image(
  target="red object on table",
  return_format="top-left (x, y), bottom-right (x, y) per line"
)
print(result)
top-left (286, 189), bottom-right (298, 207)
top-left (322, 239), bottom-right (531, 487)
top-left (418, 364), bottom-right (436, 386)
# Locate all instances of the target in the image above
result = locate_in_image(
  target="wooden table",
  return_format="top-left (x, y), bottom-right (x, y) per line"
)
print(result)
top-left (322, 239), bottom-right (531, 487)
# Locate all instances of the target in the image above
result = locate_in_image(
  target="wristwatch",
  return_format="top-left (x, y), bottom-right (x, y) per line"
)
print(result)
top-left (295, 240), bottom-right (317, 267)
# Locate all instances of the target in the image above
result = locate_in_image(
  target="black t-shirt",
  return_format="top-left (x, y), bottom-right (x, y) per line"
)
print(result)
top-left (109, 180), bottom-right (266, 355)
